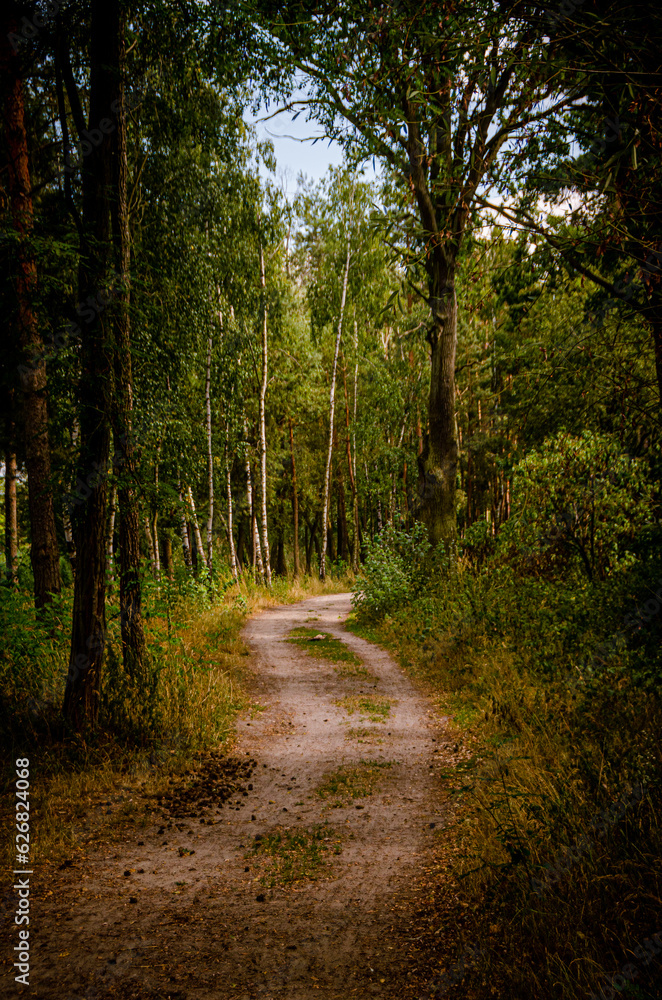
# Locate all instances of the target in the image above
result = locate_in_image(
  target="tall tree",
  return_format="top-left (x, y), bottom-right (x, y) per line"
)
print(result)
top-left (111, 10), bottom-right (146, 680)
top-left (320, 238), bottom-right (351, 580)
top-left (257, 0), bottom-right (574, 547)
top-left (258, 242), bottom-right (272, 586)
top-left (1, 6), bottom-right (62, 608)
top-left (63, 0), bottom-right (120, 727)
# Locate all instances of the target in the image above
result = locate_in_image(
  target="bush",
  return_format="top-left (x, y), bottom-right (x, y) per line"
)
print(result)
top-left (499, 430), bottom-right (656, 581)
top-left (352, 522), bottom-right (431, 618)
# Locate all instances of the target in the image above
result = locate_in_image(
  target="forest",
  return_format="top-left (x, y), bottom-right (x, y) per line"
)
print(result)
top-left (1, 1), bottom-right (661, 998)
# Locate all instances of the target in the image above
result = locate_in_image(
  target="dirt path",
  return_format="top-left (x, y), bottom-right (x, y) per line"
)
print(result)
top-left (11, 593), bottom-right (450, 1000)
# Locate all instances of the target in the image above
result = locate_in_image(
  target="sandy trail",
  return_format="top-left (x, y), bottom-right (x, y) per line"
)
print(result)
top-left (13, 593), bottom-right (448, 1000)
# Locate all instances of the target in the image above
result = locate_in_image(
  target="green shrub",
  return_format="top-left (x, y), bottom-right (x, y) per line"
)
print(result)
top-left (499, 430), bottom-right (655, 581)
top-left (352, 522), bottom-right (431, 618)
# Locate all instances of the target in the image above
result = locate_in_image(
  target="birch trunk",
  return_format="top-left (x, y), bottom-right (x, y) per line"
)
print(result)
top-left (289, 417), bottom-right (300, 578)
top-left (186, 485), bottom-right (206, 573)
top-left (178, 486), bottom-right (193, 573)
top-left (225, 423), bottom-right (239, 582)
top-left (342, 356), bottom-right (359, 572)
top-left (320, 238), bottom-right (351, 581)
top-left (106, 481), bottom-right (117, 588)
top-left (152, 444), bottom-right (160, 582)
top-left (63, 419), bottom-right (80, 569)
top-left (244, 427), bottom-right (265, 583)
top-left (205, 331), bottom-right (214, 573)
top-left (258, 245), bottom-right (272, 586)
top-left (143, 515), bottom-right (156, 575)
top-left (352, 318), bottom-right (360, 570)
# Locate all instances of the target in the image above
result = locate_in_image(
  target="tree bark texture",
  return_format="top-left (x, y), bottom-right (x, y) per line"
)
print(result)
top-left (111, 12), bottom-right (146, 680)
top-left (1, 16), bottom-right (62, 609)
top-left (258, 245), bottom-right (272, 586)
top-left (64, 0), bottom-right (119, 728)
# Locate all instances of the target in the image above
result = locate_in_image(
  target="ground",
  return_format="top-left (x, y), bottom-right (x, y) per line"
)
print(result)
top-left (3, 593), bottom-right (462, 1000)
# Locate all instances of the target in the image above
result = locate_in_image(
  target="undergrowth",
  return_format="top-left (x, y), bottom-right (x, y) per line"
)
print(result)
top-left (0, 568), bottom-right (352, 866)
top-left (350, 541), bottom-right (662, 999)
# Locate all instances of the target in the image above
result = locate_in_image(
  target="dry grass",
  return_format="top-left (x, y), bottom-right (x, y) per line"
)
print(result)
top-left (315, 760), bottom-right (393, 807)
top-left (0, 573), bottom-right (352, 869)
top-left (336, 694), bottom-right (392, 722)
top-left (353, 609), bottom-right (662, 1000)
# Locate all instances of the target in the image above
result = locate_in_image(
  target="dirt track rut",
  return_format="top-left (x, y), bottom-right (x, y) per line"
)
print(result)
top-left (13, 592), bottom-right (449, 1000)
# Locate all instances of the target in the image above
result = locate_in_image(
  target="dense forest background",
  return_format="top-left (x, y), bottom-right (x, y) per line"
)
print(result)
top-left (2, 1), bottom-right (662, 998)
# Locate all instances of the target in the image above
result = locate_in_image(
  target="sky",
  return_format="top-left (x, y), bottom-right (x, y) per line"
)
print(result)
top-left (245, 94), bottom-right (383, 198)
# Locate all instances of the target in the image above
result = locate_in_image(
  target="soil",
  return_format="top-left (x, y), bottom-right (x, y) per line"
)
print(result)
top-left (3, 593), bottom-right (459, 1000)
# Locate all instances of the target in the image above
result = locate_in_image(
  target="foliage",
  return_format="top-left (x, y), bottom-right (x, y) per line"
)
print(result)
top-left (351, 522), bottom-right (431, 618)
top-left (501, 431), bottom-right (656, 581)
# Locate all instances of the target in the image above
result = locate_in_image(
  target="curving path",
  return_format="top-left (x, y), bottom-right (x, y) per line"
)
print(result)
top-left (19, 592), bottom-right (449, 1000)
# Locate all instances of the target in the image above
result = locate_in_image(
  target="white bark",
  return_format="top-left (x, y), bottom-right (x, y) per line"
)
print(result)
top-left (258, 244), bottom-right (272, 587)
top-left (205, 331), bottom-right (214, 573)
top-left (106, 481), bottom-right (117, 585)
top-left (320, 238), bottom-right (351, 581)
top-left (352, 317), bottom-right (360, 572)
top-left (143, 514), bottom-right (156, 575)
top-left (243, 418), bottom-right (265, 583)
top-left (226, 421), bottom-right (238, 582)
top-left (186, 484), bottom-right (206, 570)
top-left (178, 485), bottom-right (193, 573)
top-left (152, 442), bottom-right (161, 581)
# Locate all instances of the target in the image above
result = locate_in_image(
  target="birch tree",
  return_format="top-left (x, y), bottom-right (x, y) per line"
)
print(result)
top-left (320, 237), bottom-right (351, 581)
top-left (258, 243), bottom-right (272, 587)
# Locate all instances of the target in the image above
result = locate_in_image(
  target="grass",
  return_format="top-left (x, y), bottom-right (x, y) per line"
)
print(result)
top-left (316, 760), bottom-right (394, 807)
top-left (286, 627), bottom-right (364, 668)
top-left (344, 726), bottom-right (384, 744)
top-left (336, 694), bottom-right (392, 722)
top-left (0, 569), bottom-right (354, 868)
top-left (247, 823), bottom-right (344, 886)
top-left (349, 566), bottom-right (662, 1000)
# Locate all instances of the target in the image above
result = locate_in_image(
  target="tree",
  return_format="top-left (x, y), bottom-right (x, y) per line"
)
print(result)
top-left (1, 3), bottom-right (62, 608)
top-left (254, 0), bottom-right (576, 547)
top-left (63, 0), bottom-right (121, 727)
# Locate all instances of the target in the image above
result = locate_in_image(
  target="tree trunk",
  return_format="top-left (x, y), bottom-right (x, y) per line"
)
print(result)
top-left (160, 532), bottom-right (174, 581)
top-left (244, 431), bottom-right (265, 582)
top-left (63, 0), bottom-right (119, 728)
top-left (4, 444), bottom-right (18, 586)
top-left (320, 238), bottom-right (351, 581)
top-left (236, 517), bottom-right (247, 571)
top-left (337, 463), bottom-right (349, 563)
top-left (417, 257), bottom-right (459, 549)
top-left (63, 419), bottom-right (80, 569)
top-left (205, 331), bottom-right (214, 573)
top-left (1, 17), bottom-right (61, 609)
top-left (258, 245), bottom-right (272, 586)
top-left (275, 528), bottom-right (287, 577)
top-left (143, 515), bottom-right (156, 575)
top-left (289, 417), bottom-right (300, 578)
top-left (342, 355), bottom-right (359, 572)
top-left (111, 14), bottom-right (146, 680)
top-left (226, 427), bottom-right (239, 582)
top-left (178, 486), bottom-right (193, 573)
top-left (106, 480), bottom-right (117, 589)
top-left (186, 484), bottom-right (206, 574)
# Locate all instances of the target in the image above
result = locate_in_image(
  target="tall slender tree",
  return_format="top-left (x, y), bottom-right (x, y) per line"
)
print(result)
top-left (1, 6), bottom-right (62, 608)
